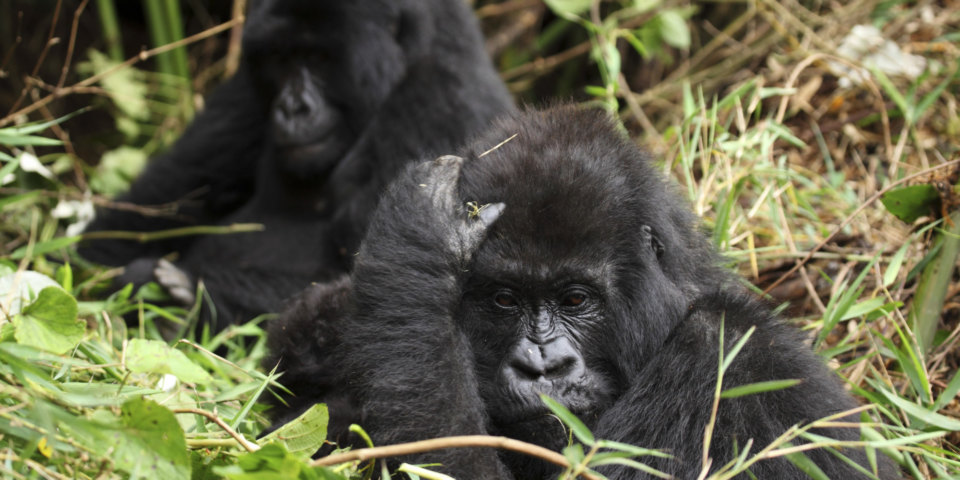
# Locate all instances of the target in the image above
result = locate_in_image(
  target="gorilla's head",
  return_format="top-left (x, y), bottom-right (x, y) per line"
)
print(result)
top-left (239, 0), bottom-right (486, 180)
top-left (454, 107), bottom-right (726, 448)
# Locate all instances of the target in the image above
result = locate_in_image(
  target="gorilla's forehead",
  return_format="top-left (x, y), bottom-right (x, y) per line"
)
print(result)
top-left (471, 241), bottom-right (616, 289)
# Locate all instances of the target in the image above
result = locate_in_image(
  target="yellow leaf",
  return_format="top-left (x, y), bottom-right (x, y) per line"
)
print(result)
top-left (38, 437), bottom-right (52, 458)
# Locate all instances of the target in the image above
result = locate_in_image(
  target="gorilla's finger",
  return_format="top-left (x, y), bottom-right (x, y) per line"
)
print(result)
top-left (476, 202), bottom-right (505, 227)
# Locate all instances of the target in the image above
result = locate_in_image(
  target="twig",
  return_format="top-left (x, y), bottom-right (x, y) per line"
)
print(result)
top-left (311, 435), bottom-right (601, 480)
top-left (173, 408), bottom-right (259, 453)
top-left (224, 0), bottom-right (247, 77)
top-left (6, 0), bottom-right (63, 116)
top-left (56, 0), bottom-right (89, 89)
top-left (0, 11), bottom-right (24, 75)
top-left (763, 159), bottom-right (960, 295)
top-left (80, 223), bottom-right (264, 243)
top-left (0, 17), bottom-right (242, 128)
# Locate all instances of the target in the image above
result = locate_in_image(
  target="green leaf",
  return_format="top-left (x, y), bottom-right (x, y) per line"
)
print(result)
top-left (13, 286), bottom-right (83, 355)
top-left (54, 398), bottom-right (191, 479)
top-left (0, 271), bottom-right (60, 314)
top-left (9, 235), bottom-right (82, 260)
top-left (258, 403), bottom-right (329, 457)
top-left (658, 10), bottom-right (690, 49)
top-left (840, 296), bottom-right (887, 321)
top-left (783, 447), bottom-right (830, 480)
top-left (89, 146), bottom-right (148, 195)
top-left (720, 326), bottom-right (755, 373)
top-left (878, 386), bottom-right (960, 430)
top-left (125, 338), bottom-right (213, 384)
top-left (543, 0), bottom-right (592, 17)
top-left (0, 133), bottom-right (63, 147)
top-left (883, 242), bottom-right (911, 288)
top-left (880, 184), bottom-right (939, 223)
top-left (217, 443), bottom-right (342, 480)
top-left (117, 398), bottom-right (191, 478)
top-left (540, 394), bottom-right (595, 445)
top-left (720, 379), bottom-right (801, 399)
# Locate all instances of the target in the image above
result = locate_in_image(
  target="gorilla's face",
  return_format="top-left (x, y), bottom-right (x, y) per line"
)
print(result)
top-left (241, 0), bottom-right (424, 179)
top-left (459, 213), bottom-right (624, 448)
top-left (461, 273), bottom-right (618, 446)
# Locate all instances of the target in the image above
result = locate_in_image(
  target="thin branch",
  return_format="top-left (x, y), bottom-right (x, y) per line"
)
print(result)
top-left (56, 0), bottom-right (89, 89)
top-left (311, 435), bottom-right (601, 480)
top-left (173, 408), bottom-right (259, 453)
top-left (224, 0), bottom-right (247, 77)
top-left (7, 0), bottom-right (63, 115)
top-left (80, 223), bottom-right (265, 243)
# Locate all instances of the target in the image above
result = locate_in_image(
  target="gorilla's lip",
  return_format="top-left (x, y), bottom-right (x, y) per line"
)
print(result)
top-left (495, 400), bottom-right (594, 424)
top-left (279, 138), bottom-right (346, 160)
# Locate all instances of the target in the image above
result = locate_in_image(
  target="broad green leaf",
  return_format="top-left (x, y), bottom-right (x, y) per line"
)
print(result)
top-left (13, 286), bottom-right (83, 355)
top-left (258, 403), bottom-right (329, 456)
top-left (880, 184), bottom-right (939, 223)
top-left (126, 338), bottom-right (213, 384)
top-left (117, 398), bottom-right (191, 479)
top-left (53, 398), bottom-right (191, 479)
top-left (720, 379), bottom-right (801, 399)
top-left (540, 394), bottom-right (595, 445)
top-left (658, 10), bottom-right (690, 49)
top-left (0, 271), bottom-right (60, 314)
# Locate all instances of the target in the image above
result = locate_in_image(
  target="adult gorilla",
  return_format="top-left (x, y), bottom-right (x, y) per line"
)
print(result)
top-left (266, 106), bottom-right (898, 479)
top-left (78, 0), bottom-right (514, 329)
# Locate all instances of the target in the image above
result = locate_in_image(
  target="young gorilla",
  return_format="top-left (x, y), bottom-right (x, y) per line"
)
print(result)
top-left (267, 106), bottom-right (898, 479)
top-left (78, 0), bottom-right (514, 329)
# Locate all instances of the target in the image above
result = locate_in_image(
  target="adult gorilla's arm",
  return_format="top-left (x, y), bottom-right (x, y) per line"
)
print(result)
top-left (593, 293), bottom-right (891, 480)
top-left (343, 156), bottom-right (510, 478)
top-left (79, 65), bottom-right (267, 265)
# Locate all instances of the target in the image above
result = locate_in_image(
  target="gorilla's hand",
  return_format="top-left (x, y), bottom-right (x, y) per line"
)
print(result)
top-left (416, 155), bottom-right (505, 263)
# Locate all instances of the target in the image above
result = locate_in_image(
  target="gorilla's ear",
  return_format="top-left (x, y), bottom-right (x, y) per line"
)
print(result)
top-left (640, 224), bottom-right (665, 259)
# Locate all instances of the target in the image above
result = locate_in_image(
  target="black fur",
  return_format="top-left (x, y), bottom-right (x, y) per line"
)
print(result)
top-left (266, 106), bottom-right (898, 479)
top-left (78, 0), bottom-right (514, 329)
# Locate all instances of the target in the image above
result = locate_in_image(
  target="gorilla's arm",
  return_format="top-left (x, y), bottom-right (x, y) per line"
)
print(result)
top-left (594, 292), bottom-right (893, 480)
top-left (342, 156), bottom-right (511, 478)
top-left (262, 276), bottom-right (361, 444)
top-left (79, 65), bottom-right (267, 266)
top-left (328, 61), bottom-right (514, 253)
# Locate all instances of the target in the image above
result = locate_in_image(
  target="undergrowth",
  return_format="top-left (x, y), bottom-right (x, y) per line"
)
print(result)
top-left (1, 0), bottom-right (958, 478)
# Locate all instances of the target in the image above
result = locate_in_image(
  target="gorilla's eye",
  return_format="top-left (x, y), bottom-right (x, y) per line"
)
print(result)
top-left (561, 291), bottom-right (587, 308)
top-left (493, 292), bottom-right (519, 309)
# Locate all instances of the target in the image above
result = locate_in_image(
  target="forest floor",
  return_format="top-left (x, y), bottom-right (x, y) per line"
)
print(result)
top-left (0, 0), bottom-right (958, 478)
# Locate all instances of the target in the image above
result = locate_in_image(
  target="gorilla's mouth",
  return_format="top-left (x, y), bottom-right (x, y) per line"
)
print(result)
top-left (280, 136), bottom-right (349, 162)
top-left (492, 387), bottom-right (599, 425)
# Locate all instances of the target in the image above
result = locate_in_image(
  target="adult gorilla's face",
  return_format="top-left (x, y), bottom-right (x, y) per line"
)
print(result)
top-left (241, 0), bottom-right (430, 178)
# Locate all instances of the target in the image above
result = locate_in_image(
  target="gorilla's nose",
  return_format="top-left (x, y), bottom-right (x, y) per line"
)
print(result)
top-left (506, 336), bottom-right (585, 383)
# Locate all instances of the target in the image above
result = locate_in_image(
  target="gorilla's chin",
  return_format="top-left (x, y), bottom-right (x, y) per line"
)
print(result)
top-left (277, 137), bottom-right (352, 179)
